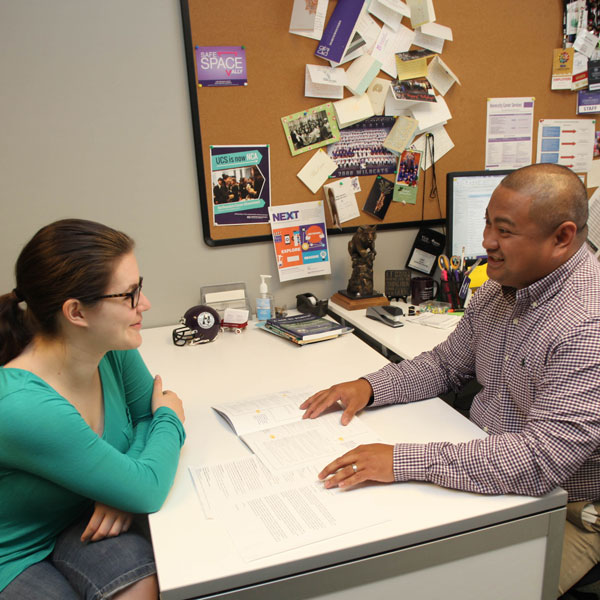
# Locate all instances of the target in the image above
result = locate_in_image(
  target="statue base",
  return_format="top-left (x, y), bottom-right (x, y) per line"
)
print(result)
top-left (330, 291), bottom-right (390, 311)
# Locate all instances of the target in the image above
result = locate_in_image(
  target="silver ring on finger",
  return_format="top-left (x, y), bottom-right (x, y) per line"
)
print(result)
top-left (351, 463), bottom-right (358, 474)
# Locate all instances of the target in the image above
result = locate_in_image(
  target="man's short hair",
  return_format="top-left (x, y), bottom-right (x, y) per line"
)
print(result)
top-left (501, 163), bottom-right (588, 236)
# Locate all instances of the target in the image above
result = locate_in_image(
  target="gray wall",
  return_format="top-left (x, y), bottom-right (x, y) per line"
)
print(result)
top-left (0, 0), bottom-right (421, 328)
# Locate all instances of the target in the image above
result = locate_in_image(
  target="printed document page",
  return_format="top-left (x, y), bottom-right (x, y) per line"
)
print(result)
top-left (241, 410), bottom-right (382, 473)
top-left (190, 455), bottom-right (388, 561)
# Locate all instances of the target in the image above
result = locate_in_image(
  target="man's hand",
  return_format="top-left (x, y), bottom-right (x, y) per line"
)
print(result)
top-left (81, 502), bottom-right (132, 543)
top-left (300, 378), bottom-right (373, 425)
top-left (318, 444), bottom-right (395, 488)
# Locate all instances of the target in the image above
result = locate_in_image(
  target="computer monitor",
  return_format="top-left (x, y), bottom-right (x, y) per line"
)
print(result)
top-left (446, 170), bottom-right (513, 263)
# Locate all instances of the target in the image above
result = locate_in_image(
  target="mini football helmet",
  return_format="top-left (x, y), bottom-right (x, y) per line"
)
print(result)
top-left (172, 305), bottom-right (221, 346)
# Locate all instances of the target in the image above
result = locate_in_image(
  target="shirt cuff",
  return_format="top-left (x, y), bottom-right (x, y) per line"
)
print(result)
top-left (363, 365), bottom-right (404, 407)
top-left (393, 443), bottom-right (429, 483)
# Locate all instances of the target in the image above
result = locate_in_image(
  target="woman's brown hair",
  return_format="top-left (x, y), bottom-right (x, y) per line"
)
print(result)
top-left (0, 219), bottom-right (134, 364)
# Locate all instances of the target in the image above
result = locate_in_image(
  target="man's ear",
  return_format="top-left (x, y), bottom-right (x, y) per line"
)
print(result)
top-left (553, 220), bottom-right (578, 251)
top-left (61, 298), bottom-right (89, 328)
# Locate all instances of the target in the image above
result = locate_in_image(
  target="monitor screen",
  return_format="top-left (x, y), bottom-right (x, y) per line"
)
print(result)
top-left (446, 170), bottom-right (513, 263)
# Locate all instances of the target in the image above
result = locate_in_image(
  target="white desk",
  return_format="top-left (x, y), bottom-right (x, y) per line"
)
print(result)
top-left (327, 300), bottom-right (456, 360)
top-left (140, 324), bottom-right (566, 600)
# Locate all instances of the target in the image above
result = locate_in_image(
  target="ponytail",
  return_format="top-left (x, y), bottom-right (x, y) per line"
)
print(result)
top-left (0, 290), bottom-right (32, 365)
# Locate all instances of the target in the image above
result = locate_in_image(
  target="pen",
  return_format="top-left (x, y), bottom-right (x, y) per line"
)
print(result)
top-left (465, 257), bottom-right (483, 278)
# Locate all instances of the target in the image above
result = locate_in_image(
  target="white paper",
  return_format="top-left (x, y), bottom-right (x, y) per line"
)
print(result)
top-left (345, 53), bottom-right (382, 96)
top-left (407, 0), bottom-right (435, 28)
top-left (412, 124), bottom-right (454, 168)
top-left (289, 0), bottom-right (316, 31)
top-left (242, 411), bottom-right (382, 473)
top-left (289, 0), bottom-right (329, 40)
top-left (485, 97), bottom-right (534, 170)
top-left (419, 22), bottom-right (453, 40)
top-left (536, 118), bottom-right (596, 173)
top-left (368, 0), bottom-right (404, 31)
top-left (367, 77), bottom-right (390, 115)
top-left (427, 55), bottom-right (460, 96)
top-left (333, 93), bottom-right (375, 128)
top-left (413, 31), bottom-right (444, 53)
top-left (566, 0), bottom-right (584, 38)
top-left (324, 177), bottom-right (361, 225)
top-left (378, 0), bottom-right (411, 17)
top-left (190, 455), bottom-right (319, 518)
top-left (410, 95), bottom-right (452, 132)
top-left (354, 10), bottom-right (382, 54)
top-left (333, 10), bottom-right (381, 66)
top-left (378, 0), bottom-right (410, 18)
top-left (212, 387), bottom-right (316, 436)
top-left (190, 455), bottom-right (388, 561)
top-left (407, 313), bottom-right (461, 329)
top-left (583, 502), bottom-right (600, 524)
top-left (573, 29), bottom-right (600, 59)
top-left (384, 86), bottom-right (416, 116)
top-left (571, 51), bottom-right (589, 90)
top-left (305, 64), bottom-right (346, 99)
top-left (297, 149), bottom-right (339, 192)
top-left (588, 159), bottom-right (600, 188)
top-left (371, 23), bottom-right (415, 78)
top-left (383, 115), bottom-right (418, 154)
top-left (407, 247), bottom-right (437, 272)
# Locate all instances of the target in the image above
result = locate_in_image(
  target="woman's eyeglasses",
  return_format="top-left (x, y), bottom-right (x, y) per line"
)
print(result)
top-left (92, 277), bottom-right (143, 309)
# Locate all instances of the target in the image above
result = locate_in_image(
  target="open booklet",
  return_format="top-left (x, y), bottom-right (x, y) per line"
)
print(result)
top-left (190, 386), bottom-right (388, 561)
top-left (211, 386), bottom-right (379, 473)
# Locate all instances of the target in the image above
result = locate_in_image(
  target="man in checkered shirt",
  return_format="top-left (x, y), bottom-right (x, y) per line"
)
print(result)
top-left (301, 163), bottom-right (600, 595)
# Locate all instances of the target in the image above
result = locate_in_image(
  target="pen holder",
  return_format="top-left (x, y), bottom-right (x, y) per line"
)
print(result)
top-left (440, 272), bottom-right (465, 309)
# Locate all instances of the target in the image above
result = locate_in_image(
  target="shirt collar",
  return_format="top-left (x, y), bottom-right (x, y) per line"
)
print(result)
top-left (501, 244), bottom-right (588, 306)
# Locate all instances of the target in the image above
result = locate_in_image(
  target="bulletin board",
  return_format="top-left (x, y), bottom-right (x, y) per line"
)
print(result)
top-left (180, 0), bottom-right (584, 246)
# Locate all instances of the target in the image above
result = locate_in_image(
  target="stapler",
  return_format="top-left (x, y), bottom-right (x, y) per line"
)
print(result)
top-left (366, 305), bottom-right (404, 327)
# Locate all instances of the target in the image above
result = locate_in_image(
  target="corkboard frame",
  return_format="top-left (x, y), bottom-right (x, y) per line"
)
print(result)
top-left (180, 0), bottom-right (587, 247)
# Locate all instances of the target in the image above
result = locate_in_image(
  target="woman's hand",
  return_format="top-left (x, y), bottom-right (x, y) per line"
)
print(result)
top-left (81, 502), bottom-right (132, 543)
top-left (300, 378), bottom-right (373, 425)
top-left (318, 444), bottom-right (395, 489)
top-left (151, 375), bottom-right (185, 423)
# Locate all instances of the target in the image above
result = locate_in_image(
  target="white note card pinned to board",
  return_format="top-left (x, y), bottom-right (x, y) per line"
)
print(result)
top-left (297, 149), bottom-right (338, 193)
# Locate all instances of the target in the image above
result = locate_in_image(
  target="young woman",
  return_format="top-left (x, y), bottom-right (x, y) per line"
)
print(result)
top-left (0, 219), bottom-right (186, 599)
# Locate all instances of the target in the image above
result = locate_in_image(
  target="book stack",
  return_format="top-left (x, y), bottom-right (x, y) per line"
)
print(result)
top-left (259, 313), bottom-right (353, 345)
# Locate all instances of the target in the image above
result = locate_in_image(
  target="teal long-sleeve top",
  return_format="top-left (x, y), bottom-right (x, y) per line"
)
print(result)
top-left (0, 349), bottom-right (186, 591)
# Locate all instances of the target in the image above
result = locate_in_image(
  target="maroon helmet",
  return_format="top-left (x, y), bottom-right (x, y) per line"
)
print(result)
top-left (172, 305), bottom-right (220, 346)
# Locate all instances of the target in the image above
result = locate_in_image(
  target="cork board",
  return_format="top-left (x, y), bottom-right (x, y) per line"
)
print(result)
top-left (180, 0), bottom-right (582, 246)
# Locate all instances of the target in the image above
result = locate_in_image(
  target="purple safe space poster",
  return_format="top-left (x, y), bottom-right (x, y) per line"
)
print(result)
top-left (195, 46), bottom-right (247, 87)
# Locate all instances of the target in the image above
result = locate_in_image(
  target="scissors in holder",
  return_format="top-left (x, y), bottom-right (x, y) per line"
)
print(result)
top-left (438, 254), bottom-right (461, 272)
top-left (438, 254), bottom-right (450, 272)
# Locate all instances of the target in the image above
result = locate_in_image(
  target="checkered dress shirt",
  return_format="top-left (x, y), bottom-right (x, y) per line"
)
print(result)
top-left (364, 245), bottom-right (600, 501)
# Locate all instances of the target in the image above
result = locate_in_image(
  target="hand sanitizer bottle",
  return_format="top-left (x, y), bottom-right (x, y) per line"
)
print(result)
top-left (256, 274), bottom-right (274, 321)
